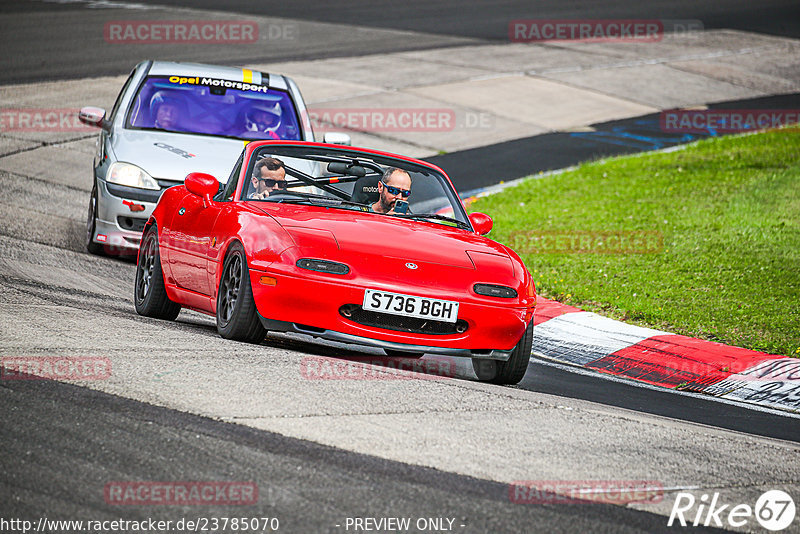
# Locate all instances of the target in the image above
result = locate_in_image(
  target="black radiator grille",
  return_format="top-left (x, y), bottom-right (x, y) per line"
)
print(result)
top-left (340, 305), bottom-right (467, 335)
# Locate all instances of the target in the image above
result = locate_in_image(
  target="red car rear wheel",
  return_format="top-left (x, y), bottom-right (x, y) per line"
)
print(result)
top-left (134, 225), bottom-right (181, 320)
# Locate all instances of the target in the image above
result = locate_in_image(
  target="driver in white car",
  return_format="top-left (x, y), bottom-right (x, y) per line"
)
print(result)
top-left (240, 102), bottom-right (282, 140)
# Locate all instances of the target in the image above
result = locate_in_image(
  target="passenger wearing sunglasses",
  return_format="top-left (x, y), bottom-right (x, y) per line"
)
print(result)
top-left (370, 167), bottom-right (412, 214)
top-left (249, 157), bottom-right (287, 199)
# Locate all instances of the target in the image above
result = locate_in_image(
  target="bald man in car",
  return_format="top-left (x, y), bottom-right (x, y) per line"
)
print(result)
top-left (370, 167), bottom-right (412, 214)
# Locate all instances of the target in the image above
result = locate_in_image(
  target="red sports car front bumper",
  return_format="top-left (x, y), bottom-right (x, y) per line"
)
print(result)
top-left (249, 267), bottom-right (533, 360)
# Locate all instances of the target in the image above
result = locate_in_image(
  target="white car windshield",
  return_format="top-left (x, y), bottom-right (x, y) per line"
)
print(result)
top-left (127, 75), bottom-right (303, 141)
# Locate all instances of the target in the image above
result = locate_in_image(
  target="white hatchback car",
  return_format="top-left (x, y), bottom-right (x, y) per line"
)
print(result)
top-left (79, 60), bottom-right (348, 254)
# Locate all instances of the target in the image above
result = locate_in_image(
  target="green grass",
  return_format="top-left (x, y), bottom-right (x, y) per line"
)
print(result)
top-left (470, 128), bottom-right (800, 357)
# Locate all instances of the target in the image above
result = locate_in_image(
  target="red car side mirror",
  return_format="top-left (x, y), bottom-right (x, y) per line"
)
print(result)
top-left (185, 172), bottom-right (219, 207)
top-left (469, 212), bottom-right (493, 236)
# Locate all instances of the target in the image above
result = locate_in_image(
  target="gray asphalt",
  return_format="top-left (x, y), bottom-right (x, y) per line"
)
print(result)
top-left (434, 92), bottom-right (800, 193)
top-left (2, 375), bottom-right (724, 534)
top-left (0, 0), bottom-right (477, 85)
top-left (111, 0), bottom-right (800, 40)
top-left (2, 0), bottom-right (800, 84)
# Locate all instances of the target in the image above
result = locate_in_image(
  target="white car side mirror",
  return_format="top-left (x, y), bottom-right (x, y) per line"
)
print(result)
top-left (79, 106), bottom-right (109, 130)
top-left (323, 132), bottom-right (351, 146)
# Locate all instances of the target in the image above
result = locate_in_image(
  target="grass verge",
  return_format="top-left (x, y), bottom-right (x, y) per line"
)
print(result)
top-left (470, 127), bottom-right (800, 357)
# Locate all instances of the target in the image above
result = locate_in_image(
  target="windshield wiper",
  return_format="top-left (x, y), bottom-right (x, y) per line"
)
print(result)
top-left (395, 213), bottom-right (471, 230)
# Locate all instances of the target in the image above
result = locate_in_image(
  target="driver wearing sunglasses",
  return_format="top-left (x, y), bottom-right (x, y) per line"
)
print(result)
top-left (249, 157), bottom-right (287, 200)
top-left (371, 167), bottom-right (412, 214)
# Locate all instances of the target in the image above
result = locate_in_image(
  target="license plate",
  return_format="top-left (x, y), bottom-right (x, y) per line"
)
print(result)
top-left (363, 289), bottom-right (459, 323)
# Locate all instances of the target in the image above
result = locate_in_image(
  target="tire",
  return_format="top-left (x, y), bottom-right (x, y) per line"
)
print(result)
top-left (216, 242), bottom-right (266, 343)
top-left (383, 348), bottom-right (423, 358)
top-left (476, 320), bottom-right (533, 385)
top-left (134, 225), bottom-right (181, 320)
top-left (86, 185), bottom-right (105, 255)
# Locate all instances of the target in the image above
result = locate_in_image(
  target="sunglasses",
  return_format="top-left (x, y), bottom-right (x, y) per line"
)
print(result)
top-left (258, 178), bottom-right (288, 189)
top-left (381, 181), bottom-right (411, 197)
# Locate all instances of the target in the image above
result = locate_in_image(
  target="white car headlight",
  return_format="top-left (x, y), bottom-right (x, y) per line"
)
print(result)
top-left (106, 162), bottom-right (160, 190)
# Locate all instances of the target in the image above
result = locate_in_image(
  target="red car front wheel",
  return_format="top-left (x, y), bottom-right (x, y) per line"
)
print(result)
top-left (216, 242), bottom-right (266, 344)
top-left (475, 321), bottom-right (533, 385)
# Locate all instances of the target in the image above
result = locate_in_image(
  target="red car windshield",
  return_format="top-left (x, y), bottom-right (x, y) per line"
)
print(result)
top-left (242, 146), bottom-right (472, 230)
top-left (126, 76), bottom-right (303, 141)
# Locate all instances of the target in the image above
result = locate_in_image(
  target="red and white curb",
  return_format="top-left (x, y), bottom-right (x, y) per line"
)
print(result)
top-left (532, 296), bottom-right (800, 414)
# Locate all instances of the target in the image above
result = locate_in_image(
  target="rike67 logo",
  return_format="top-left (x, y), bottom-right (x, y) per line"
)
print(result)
top-left (668, 490), bottom-right (796, 531)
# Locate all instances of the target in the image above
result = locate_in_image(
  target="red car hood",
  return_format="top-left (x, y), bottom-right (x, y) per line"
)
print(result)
top-left (254, 204), bottom-right (512, 272)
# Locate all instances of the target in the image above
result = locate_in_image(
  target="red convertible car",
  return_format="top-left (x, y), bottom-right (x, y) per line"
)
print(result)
top-left (134, 141), bottom-right (536, 384)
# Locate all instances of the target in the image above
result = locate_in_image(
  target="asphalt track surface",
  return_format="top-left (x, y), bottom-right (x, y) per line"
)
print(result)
top-left (149, 0), bottom-right (800, 40)
top-left (2, 376), bottom-right (725, 534)
top-left (2, 1), bottom-right (800, 532)
top-left (7, 0), bottom-right (799, 41)
top-left (2, 0), bottom-right (800, 84)
top-left (432, 92), bottom-right (800, 193)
